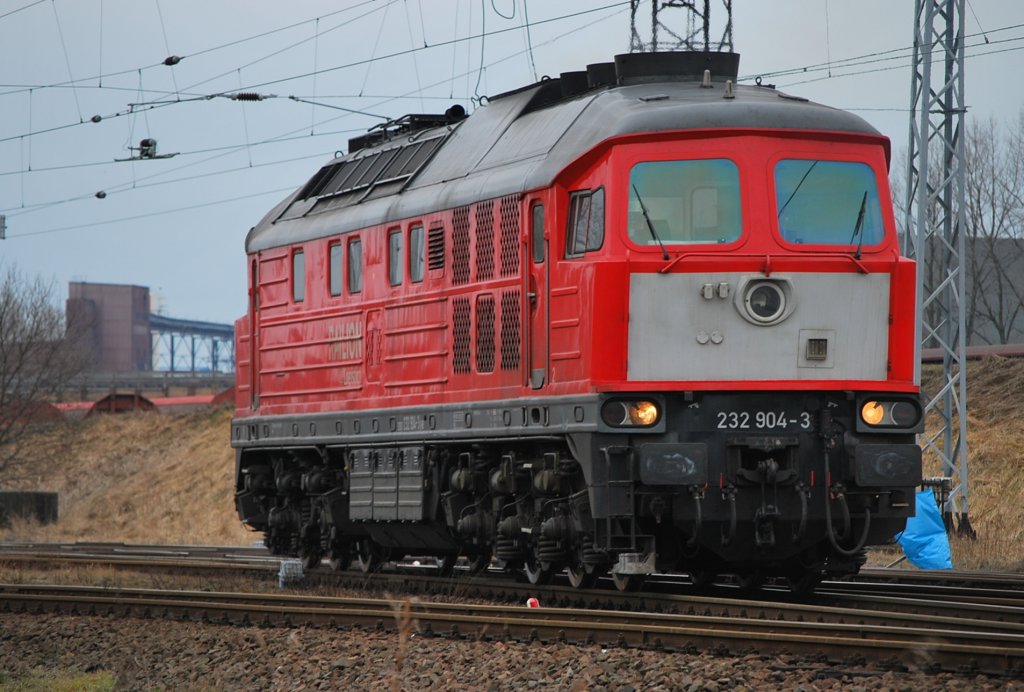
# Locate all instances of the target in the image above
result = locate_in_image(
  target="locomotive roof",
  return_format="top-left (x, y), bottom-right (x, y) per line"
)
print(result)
top-left (246, 53), bottom-right (885, 253)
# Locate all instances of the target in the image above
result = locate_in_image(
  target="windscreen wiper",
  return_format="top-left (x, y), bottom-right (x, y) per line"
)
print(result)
top-left (777, 160), bottom-right (819, 219)
top-left (631, 183), bottom-right (670, 260)
top-left (849, 190), bottom-right (868, 259)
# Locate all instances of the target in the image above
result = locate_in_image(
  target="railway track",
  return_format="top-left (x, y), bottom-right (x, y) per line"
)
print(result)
top-left (1, 542), bottom-right (1024, 675)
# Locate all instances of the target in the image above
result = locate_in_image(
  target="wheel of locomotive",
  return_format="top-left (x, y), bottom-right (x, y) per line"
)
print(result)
top-left (327, 542), bottom-right (352, 571)
top-left (355, 539), bottom-right (382, 574)
top-left (566, 562), bottom-right (599, 589)
top-left (523, 553), bottom-right (553, 585)
top-left (565, 542), bottom-right (600, 589)
top-left (610, 572), bottom-right (645, 592)
top-left (786, 569), bottom-right (822, 595)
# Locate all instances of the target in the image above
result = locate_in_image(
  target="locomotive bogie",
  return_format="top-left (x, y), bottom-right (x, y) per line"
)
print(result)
top-left (232, 51), bottom-right (922, 590)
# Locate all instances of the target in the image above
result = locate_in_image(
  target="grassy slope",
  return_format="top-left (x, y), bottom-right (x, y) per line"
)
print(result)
top-left (0, 407), bottom-right (252, 546)
top-left (1, 358), bottom-right (1022, 569)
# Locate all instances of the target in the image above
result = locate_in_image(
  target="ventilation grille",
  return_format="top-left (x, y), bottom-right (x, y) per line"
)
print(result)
top-left (474, 200), bottom-right (495, 281)
top-left (452, 206), bottom-right (471, 285)
top-left (475, 294), bottom-right (496, 373)
top-left (428, 223), bottom-right (445, 270)
top-left (499, 195), bottom-right (521, 277)
top-left (500, 290), bottom-right (521, 371)
top-left (452, 297), bottom-right (472, 374)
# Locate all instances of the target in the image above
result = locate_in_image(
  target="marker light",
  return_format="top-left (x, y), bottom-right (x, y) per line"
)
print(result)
top-left (860, 399), bottom-right (922, 429)
top-left (861, 401), bottom-right (885, 426)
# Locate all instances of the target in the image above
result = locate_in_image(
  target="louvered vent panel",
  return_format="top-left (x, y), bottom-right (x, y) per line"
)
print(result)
top-left (428, 223), bottom-right (445, 270)
top-left (452, 206), bottom-right (471, 285)
top-left (475, 294), bottom-right (496, 373)
top-left (474, 200), bottom-right (495, 281)
top-left (500, 290), bottom-right (521, 371)
top-left (499, 195), bottom-right (521, 277)
top-left (452, 297), bottom-right (472, 374)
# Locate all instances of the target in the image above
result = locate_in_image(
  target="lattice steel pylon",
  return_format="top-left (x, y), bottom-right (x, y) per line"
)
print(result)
top-left (629, 1), bottom-right (733, 53)
top-left (902, 0), bottom-right (973, 535)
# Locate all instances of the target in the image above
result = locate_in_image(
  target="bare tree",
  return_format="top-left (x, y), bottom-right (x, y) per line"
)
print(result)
top-left (962, 113), bottom-right (1024, 345)
top-left (892, 110), bottom-right (1024, 346)
top-left (0, 266), bottom-right (86, 481)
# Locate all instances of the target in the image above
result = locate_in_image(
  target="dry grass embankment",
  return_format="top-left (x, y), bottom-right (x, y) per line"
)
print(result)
top-left (1, 358), bottom-right (1022, 571)
top-left (0, 407), bottom-right (252, 546)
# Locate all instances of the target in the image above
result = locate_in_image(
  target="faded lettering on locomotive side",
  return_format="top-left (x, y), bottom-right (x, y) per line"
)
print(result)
top-left (327, 321), bottom-right (363, 361)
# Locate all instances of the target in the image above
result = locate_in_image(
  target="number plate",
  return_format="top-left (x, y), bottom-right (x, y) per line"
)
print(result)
top-left (714, 409), bottom-right (813, 431)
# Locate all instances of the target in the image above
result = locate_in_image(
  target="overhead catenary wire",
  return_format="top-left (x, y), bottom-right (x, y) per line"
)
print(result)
top-left (777, 35), bottom-right (1024, 89)
top-left (522, 0), bottom-right (538, 82)
top-left (744, 21), bottom-right (1024, 83)
top-left (7, 187), bottom-right (298, 239)
top-left (49, 0), bottom-right (84, 123)
top-left (1, 4), bottom-right (627, 226)
top-left (0, 2), bottom-right (630, 146)
top-left (0, 0), bottom-right (387, 100)
top-left (403, 0), bottom-right (427, 112)
top-left (153, 0), bottom-right (181, 100)
top-left (473, 0), bottom-right (487, 102)
top-left (0, 0), bottom-right (46, 22)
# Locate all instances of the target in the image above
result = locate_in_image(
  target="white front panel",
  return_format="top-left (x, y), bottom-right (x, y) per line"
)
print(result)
top-left (627, 272), bottom-right (890, 381)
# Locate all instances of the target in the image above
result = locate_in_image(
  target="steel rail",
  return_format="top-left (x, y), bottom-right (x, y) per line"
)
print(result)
top-left (4, 546), bottom-right (1024, 628)
top-left (1, 583), bottom-right (1022, 676)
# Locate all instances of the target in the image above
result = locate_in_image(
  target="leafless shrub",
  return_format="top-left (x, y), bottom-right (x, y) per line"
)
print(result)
top-left (0, 265), bottom-right (87, 482)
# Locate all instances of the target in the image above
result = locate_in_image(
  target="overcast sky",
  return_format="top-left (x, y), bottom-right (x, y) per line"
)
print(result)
top-left (1, 0), bottom-right (1021, 325)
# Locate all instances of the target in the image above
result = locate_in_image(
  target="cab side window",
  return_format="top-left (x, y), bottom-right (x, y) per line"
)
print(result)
top-left (565, 187), bottom-right (604, 258)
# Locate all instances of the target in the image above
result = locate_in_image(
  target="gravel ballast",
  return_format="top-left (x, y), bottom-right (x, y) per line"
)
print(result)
top-left (0, 612), bottom-right (1018, 690)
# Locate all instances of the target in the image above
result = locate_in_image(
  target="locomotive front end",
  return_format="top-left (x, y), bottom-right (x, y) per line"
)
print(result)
top-left (584, 125), bottom-right (922, 588)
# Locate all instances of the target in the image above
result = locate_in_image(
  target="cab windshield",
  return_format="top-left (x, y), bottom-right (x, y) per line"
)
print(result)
top-left (774, 159), bottom-right (885, 247)
top-left (627, 159), bottom-right (742, 245)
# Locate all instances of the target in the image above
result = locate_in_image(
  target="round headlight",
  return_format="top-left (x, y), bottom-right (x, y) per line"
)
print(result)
top-left (627, 401), bottom-right (659, 426)
top-left (744, 281), bottom-right (786, 323)
top-left (601, 400), bottom-right (660, 427)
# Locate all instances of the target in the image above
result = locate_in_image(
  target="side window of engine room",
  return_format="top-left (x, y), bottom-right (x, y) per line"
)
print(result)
top-left (627, 159), bottom-right (741, 245)
top-left (347, 238), bottom-right (362, 294)
top-left (388, 228), bottom-right (404, 286)
top-left (292, 249), bottom-right (305, 303)
top-left (409, 224), bottom-right (425, 283)
top-left (774, 160), bottom-right (884, 247)
top-left (565, 187), bottom-right (605, 258)
top-left (328, 241), bottom-right (342, 297)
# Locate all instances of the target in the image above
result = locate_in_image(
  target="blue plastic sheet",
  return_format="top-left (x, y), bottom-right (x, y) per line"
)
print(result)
top-left (895, 489), bottom-right (953, 570)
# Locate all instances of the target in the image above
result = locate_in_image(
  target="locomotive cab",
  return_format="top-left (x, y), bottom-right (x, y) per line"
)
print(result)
top-left (556, 123), bottom-right (920, 586)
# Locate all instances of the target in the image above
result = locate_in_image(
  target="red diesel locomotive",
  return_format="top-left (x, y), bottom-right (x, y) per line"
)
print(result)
top-left (232, 52), bottom-right (922, 591)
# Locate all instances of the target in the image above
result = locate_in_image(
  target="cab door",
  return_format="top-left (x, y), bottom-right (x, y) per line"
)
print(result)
top-left (526, 200), bottom-right (548, 389)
